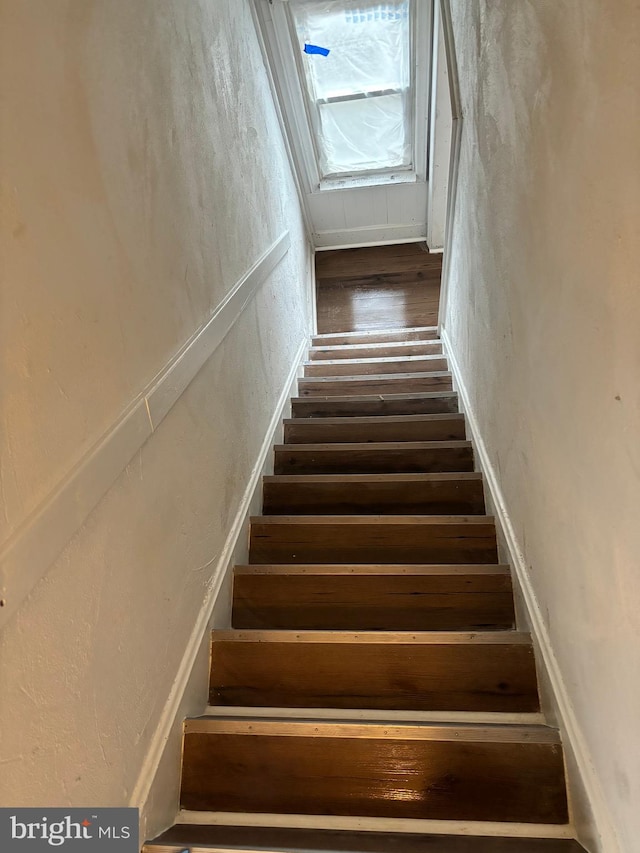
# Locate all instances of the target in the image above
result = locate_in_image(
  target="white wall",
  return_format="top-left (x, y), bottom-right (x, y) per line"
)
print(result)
top-left (0, 0), bottom-right (312, 838)
top-left (443, 3), bottom-right (640, 852)
top-left (309, 181), bottom-right (429, 248)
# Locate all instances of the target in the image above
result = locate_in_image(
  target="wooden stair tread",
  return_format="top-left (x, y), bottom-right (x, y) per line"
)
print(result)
top-left (147, 824), bottom-right (585, 853)
top-left (286, 413), bottom-right (465, 426)
top-left (301, 371), bottom-right (452, 383)
top-left (310, 339), bottom-right (443, 360)
top-left (180, 719), bottom-right (567, 823)
top-left (275, 441), bottom-right (471, 449)
top-left (202, 705), bottom-right (544, 724)
top-left (308, 353), bottom-right (446, 363)
top-left (312, 326), bottom-right (439, 347)
top-left (265, 472), bottom-right (482, 481)
top-left (234, 563), bottom-right (510, 575)
top-left (212, 629), bottom-right (532, 643)
top-left (252, 515), bottom-right (495, 525)
top-left (299, 374), bottom-right (453, 397)
top-left (186, 717), bottom-right (560, 742)
top-left (304, 355), bottom-right (449, 376)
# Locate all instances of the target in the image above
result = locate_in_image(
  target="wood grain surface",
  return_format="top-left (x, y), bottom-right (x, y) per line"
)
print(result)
top-left (249, 516), bottom-right (499, 565)
top-left (232, 564), bottom-right (514, 631)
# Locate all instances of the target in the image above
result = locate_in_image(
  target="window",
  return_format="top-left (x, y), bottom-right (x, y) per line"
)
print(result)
top-left (288, 0), bottom-right (414, 178)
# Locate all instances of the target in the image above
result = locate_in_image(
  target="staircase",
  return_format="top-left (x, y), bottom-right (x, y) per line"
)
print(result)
top-left (145, 325), bottom-right (586, 853)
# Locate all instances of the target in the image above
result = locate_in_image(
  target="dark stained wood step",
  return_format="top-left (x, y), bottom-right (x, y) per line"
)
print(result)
top-left (304, 355), bottom-right (449, 377)
top-left (312, 326), bottom-right (439, 346)
top-left (310, 339), bottom-right (443, 360)
top-left (209, 631), bottom-right (539, 712)
top-left (291, 391), bottom-right (459, 419)
top-left (299, 372), bottom-right (453, 397)
top-left (273, 442), bottom-right (473, 475)
top-left (249, 516), bottom-right (499, 565)
top-left (233, 564), bottom-right (515, 630)
top-left (147, 824), bottom-right (586, 853)
top-left (180, 719), bottom-right (568, 823)
top-left (263, 473), bottom-right (484, 515)
top-left (284, 414), bottom-right (466, 443)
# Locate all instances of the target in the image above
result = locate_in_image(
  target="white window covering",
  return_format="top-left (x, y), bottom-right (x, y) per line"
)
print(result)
top-left (288, 0), bottom-right (413, 177)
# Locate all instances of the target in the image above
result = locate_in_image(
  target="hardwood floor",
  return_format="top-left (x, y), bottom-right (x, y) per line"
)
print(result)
top-left (316, 244), bottom-right (441, 334)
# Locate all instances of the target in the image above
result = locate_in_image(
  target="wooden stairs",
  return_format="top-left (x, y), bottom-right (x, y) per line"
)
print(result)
top-left (145, 325), bottom-right (586, 853)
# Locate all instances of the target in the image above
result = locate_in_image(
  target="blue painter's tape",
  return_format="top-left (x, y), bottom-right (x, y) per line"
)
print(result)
top-left (304, 43), bottom-right (330, 57)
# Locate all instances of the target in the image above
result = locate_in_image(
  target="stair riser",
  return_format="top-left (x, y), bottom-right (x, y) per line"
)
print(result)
top-left (249, 521), bottom-right (499, 565)
top-left (292, 394), bottom-right (459, 418)
top-left (233, 573), bottom-right (515, 631)
top-left (299, 375), bottom-right (453, 397)
top-left (263, 478), bottom-right (485, 515)
top-left (210, 641), bottom-right (539, 712)
top-left (284, 417), bottom-right (466, 443)
top-left (304, 358), bottom-right (449, 377)
top-left (274, 447), bottom-right (474, 475)
top-left (180, 732), bottom-right (568, 823)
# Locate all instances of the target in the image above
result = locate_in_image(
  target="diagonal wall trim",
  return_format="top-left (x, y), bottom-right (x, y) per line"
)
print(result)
top-left (442, 328), bottom-right (620, 853)
top-left (436, 0), bottom-right (463, 333)
top-left (0, 231), bottom-right (290, 632)
top-left (146, 231), bottom-right (290, 428)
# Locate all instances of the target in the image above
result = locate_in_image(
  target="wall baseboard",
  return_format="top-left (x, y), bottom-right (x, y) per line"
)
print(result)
top-left (442, 328), bottom-right (620, 853)
top-left (0, 231), bottom-right (290, 633)
top-left (133, 335), bottom-right (309, 840)
top-left (314, 224), bottom-right (426, 250)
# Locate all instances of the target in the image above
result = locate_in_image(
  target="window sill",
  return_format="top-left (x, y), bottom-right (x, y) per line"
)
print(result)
top-left (317, 170), bottom-right (420, 192)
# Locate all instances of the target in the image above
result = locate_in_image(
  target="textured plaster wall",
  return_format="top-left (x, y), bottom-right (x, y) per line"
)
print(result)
top-left (444, 3), bottom-right (640, 851)
top-left (0, 0), bottom-right (311, 829)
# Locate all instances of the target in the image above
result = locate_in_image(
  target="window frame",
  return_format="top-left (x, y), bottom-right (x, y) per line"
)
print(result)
top-left (254, 0), bottom-right (431, 192)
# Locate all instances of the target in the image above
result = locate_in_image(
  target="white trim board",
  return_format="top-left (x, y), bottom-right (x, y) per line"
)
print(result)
top-left (133, 334), bottom-right (309, 836)
top-left (436, 0), bottom-right (463, 334)
top-left (0, 231), bottom-right (291, 632)
top-left (441, 328), bottom-right (620, 853)
top-left (247, 1), bottom-right (314, 240)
